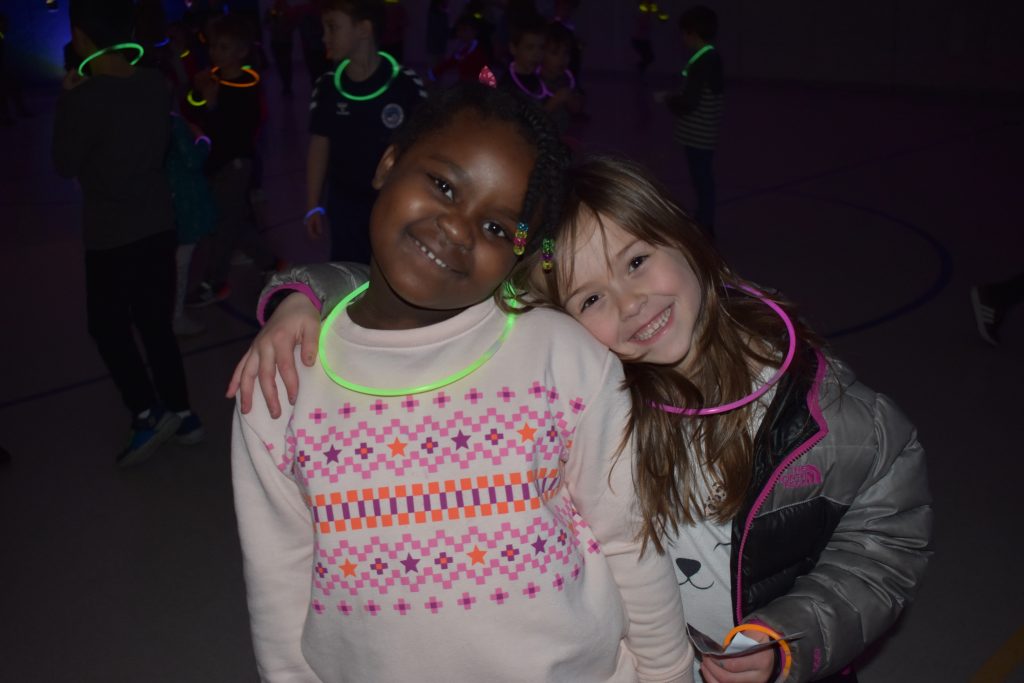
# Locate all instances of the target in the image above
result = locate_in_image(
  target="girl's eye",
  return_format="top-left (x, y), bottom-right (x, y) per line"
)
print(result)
top-left (628, 254), bottom-right (648, 272)
top-left (579, 294), bottom-right (599, 312)
top-left (431, 176), bottom-right (454, 200)
top-left (483, 222), bottom-right (508, 239)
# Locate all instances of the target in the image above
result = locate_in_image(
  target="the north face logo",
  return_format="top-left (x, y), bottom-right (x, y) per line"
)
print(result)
top-left (780, 464), bottom-right (822, 489)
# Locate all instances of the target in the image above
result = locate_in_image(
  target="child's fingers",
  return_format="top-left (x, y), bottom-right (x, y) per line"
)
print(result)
top-left (238, 348), bottom-right (263, 415)
top-left (277, 348), bottom-right (300, 408)
top-left (299, 320), bottom-right (319, 367)
top-left (258, 346), bottom-right (282, 418)
top-left (306, 214), bottom-right (324, 240)
top-left (226, 349), bottom-right (250, 399)
top-left (701, 654), bottom-right (773, 683)
top-left (699, 660), bottom-right (724, 683)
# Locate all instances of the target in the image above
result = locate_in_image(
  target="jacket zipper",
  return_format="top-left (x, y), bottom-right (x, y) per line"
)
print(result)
top-left (734, 349), bottom-right (830, 624)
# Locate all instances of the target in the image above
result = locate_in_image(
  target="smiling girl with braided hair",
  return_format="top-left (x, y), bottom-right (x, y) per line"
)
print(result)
top-left (230, 85), bottom-right (694, 682)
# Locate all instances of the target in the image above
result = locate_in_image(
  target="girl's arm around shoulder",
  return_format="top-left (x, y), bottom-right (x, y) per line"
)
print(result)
top-left (749, 369), bottom-right (932, 681)
top-left (561, 343), bottom-right (694, 682)
top-left (228, 262), bottom-right (370, 416)
top-left (232, 366), bottom-right (320, 681)
top-left (258, 261), bottom-right (370, 325)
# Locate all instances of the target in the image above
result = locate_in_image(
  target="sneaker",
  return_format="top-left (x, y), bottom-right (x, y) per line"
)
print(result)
top-left (175, 413), bottom-right (205, 446)
top-left (971, 285), bottom-right (1002, 346)
top-left (173, 314), bottom-right (207, 336)
top-left (186, 281), bottom-right (230, 308)
top-left (116, 408), bottom-right (181, 468)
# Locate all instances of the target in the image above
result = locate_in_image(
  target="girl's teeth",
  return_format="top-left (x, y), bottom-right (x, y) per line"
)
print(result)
top-left (634, 308), bottom-right (670, 341)
top-left (418, 241), bottom-right (448, 269)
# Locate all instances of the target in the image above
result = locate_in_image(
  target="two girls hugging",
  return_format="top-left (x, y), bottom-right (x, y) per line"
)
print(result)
top-left (228, 82), bottom-right (931, 683)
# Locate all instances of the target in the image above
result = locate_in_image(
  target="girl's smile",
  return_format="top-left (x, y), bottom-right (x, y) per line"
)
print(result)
top-left (631, 306), bottom-right (674, 343)
top-left (412, 235), bottom-right (452, 271)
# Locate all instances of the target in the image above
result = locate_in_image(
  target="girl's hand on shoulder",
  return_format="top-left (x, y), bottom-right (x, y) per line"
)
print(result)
top-left (226, 292), bottom-right (322, 417)
top-left (699, 630), bottom-right (776, 683)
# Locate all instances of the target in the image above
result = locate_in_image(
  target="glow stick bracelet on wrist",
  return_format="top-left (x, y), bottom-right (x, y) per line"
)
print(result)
top-left (186, 89), bottom-right (207, 107)
top-left (304, 206), bottom-right (326, 223)
top-left (656, 284), bottom-right (796, 416)
top-left (722, 623), bottom-right (792, 681)
top-left (77, 42), bottom-right (145, 77)
top-left (194, 135), bottom-right (211, 146)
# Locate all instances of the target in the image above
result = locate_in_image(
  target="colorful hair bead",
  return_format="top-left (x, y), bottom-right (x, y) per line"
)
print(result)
top-left (478, 65), bottom-right (497, 88)
top-left (513, 222), bottom-right (529, 256)
top-left (541, 238), bottom-right (555, 271)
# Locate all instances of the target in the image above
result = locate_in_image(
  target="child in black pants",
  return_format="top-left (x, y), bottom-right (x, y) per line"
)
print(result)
top-left (187, 12), bottom-right (278, 306)
top-left (53, 0), bottom-right (202, 466)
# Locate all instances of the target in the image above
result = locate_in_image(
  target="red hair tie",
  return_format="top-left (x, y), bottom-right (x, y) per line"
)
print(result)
top-left (478, 66), bottom-right (497, 88)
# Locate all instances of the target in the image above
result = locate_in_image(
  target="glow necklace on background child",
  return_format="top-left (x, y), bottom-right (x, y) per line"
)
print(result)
top-left (76, 43), bottom-right (145, 77)
top-left (508, 62), bottom-right (545, 99)
top-left (657, 285), bottom-right (796, 415)
top-left (318, 283), bottom-right (517, 396)
top-left (333, 51), bottom-right (400, 101)
top-left (539, 68), bottom-right (576, 98)
top-left (211, 65), bottom-right (261, 87)
top-left (681, 44), bottom-right (714, 77)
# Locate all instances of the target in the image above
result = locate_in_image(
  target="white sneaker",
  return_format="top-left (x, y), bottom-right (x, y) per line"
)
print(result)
top-left (173, 315), bottom-right (206, 336)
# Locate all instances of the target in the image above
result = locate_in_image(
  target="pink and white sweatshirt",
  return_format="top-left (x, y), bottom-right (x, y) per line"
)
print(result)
top-left (233, 297), bottom-right (694, 682)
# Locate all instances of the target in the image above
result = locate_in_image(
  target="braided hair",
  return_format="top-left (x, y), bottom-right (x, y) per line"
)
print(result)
top-left (390, 83), bottom-right (571, 259)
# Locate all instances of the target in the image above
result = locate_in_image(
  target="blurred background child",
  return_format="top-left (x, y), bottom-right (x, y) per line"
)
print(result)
top-left (187, 13), bottom-right (279, 306)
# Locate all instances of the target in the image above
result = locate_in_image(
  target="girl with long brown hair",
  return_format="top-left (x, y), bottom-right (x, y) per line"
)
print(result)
top-left (232, 155), bottom-right (931, 683)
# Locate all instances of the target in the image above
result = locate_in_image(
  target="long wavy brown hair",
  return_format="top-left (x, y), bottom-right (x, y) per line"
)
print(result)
top-left (509, 156), bottom-right (823, 553)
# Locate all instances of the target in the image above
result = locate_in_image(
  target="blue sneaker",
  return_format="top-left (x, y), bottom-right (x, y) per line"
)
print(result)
top-left (117, 408), bottom-right (181, 468)
top-left (175, 413), bottom-right (205, 446)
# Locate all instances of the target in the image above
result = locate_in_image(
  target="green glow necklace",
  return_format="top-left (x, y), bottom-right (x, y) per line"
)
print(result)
top-left (318, 283), bottom-right (516, 396)
top-left (681, 44), bottom-right (714, 77)
top-left (333, 51), bottom-right (400, 101)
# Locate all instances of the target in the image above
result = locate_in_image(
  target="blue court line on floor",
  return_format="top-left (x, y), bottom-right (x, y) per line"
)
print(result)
top-left (777, 191), bottom-right (955, 339)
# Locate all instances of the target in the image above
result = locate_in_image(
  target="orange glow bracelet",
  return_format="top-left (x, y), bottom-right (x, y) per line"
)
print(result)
top-left (722, 623), bottom-right (792, 681)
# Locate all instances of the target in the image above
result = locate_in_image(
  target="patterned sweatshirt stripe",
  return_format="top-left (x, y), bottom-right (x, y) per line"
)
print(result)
top-left (307, 468), bottom-right (561, 532)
